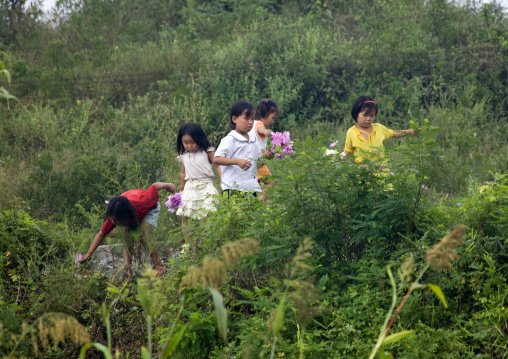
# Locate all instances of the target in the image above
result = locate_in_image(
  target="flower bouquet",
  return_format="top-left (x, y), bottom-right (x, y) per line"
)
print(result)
top-left (165, 192), bottom-right (184, 213)
top-left (270, 131), bottom-right (293, 159)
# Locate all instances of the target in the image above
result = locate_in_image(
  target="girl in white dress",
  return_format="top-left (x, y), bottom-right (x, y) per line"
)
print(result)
top-left (176, 123), bottom-right (221, 232)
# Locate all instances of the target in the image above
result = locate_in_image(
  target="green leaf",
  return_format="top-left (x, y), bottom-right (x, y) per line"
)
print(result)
top-left (162, 324), bottom-right (188, 359)
top-left (206, 286), bottom-right (227, 342)
top-left (141, 346), bottom-right (151, 359)
top-left (382, 330), bottom-right (416, 345)
top-left (427, 284), bottom-right (448, 308)
top-left (0, 87), bottom-right (17, 100)
top-left (272, 297), bottom-right (285, 336)
top-left (107, 285), bottom-right (121, 294)
top-left (92, 343), bottom-right (113, 359)
top-left (379, 346), bottom-right (394, 359)
top-left (137, 279), bottom-right (151, 316)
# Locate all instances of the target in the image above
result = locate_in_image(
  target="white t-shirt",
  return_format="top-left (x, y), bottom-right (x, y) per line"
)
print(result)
top-left (215, 130), bottom-right (262, 192)
top-left (177, 148), bottom-right (215, 180)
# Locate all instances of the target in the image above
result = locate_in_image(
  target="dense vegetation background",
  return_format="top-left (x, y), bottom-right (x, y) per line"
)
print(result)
top-left (1, 0), bottom-right (507, 357)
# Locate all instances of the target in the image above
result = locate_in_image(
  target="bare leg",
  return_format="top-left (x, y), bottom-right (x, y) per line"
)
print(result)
top-left (140, 222), bottom-right (166, 277)
top-left (259, 181), bottom-right (275, 202)
top-left (123, 247), bottom-right (133, 280)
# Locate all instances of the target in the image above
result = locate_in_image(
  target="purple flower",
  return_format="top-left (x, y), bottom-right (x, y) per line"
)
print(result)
top-left (105, 200), bottom-right (110, 204)
top-left (390, 172), bottom-right (395, 176)
top-left (359, 164), bottom-right (369, 169)
top-left (282, 145), bottom-right (293, 154)
top-left (456, 203), bottom-right (463, 206)
top-left (271, 131), bottom-right (293, 159)
top-left (282, 131), bottom-right (291, 146)
top-left (166, 193), bottom-right (184, 213)
top-left (75, 253), bottom-right (83, 268)
top-left (330, 140), bottom-right (339, 147)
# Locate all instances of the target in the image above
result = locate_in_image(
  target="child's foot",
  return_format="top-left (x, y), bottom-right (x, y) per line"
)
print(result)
top-left (154, 265), bottom-right (166, 277)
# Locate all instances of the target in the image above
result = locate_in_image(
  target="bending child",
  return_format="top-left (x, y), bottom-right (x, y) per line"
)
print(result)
top-left (343, 95), bottom-right (418, 163)
top-left (176, 122), bottom-right (221, 233)
top-left (79, 182), bottom-right (175, 277)
top-left (213, 100), bottom-right (262, 198)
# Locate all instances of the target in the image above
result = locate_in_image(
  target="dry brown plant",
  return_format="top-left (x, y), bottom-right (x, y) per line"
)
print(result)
top-left (426, 225), bottom-right (465, 270)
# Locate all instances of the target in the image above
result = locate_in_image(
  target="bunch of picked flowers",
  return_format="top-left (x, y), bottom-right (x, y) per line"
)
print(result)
top-left (270, 131), bottom-right (293, 159)
top-left (165, 192), bottom-right (184, 213)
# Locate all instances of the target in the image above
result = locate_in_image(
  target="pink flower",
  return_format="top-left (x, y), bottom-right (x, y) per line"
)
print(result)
top-left (75, 253), bottom-right (83, 268)
top-left (271, 131), bottom-right (293, 159)
top-left (105, 200), bottom-right (109, 204)
top-left (282, 131), bottom-right (291, 146)
top-left (330, 140), bottom-right (339, 147)
top-left (166, 193), bottom-right (184, 213)
top-left (359, 164), bottom-right (369, 169)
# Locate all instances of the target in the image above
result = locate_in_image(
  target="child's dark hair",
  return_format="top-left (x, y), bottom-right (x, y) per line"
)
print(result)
top-left (351, 95), bottom-right (378, 122)
top-left (255, 99), bottom-right (279, 121)
top-left (106, 196), bottom-right (138, 228)
top-left (230, 100), bottom-right (254, 129)
top-left (176, 122), bottom-right (212, 154)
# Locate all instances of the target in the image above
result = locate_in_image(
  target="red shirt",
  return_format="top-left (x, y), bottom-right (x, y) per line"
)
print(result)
top-left (100, 185), bottom-right (159, 235)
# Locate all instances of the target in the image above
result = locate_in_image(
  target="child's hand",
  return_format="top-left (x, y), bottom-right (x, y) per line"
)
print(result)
top-left (265, 151), bottom-right (274, 160)
top-left (236, 159), bottom-right (252, 170)
top-left (167, 183), bottom-right (176, 193)
top-left (79, 253), bottom-right (91, 262)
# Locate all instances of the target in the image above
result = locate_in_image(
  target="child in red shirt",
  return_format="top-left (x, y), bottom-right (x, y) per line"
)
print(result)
top-left (80, 182), bottom-right (175, 277)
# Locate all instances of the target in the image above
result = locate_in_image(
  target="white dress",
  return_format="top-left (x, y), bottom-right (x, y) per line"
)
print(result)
top-left (176, 148), bottom-right (219, 219)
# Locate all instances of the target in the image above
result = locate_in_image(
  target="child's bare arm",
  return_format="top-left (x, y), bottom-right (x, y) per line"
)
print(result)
top-left (257, 127), bottom-right (271, 137)
top-left (392, 129), bottom-right (419, 137)
top-left (208, 151), bottom-right (222, 179)
top-left (152, 182), bottom-right (176, 193)
top-left (80, 231), bottom-right (106, 262)
top-left (179, 164), bottom-right (186, 192)
top-left (213, 156), bottom-right (251, 170)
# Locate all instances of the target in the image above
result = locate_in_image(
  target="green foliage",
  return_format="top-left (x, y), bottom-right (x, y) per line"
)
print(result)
top-left (0, 0), bottom-right (507, 357)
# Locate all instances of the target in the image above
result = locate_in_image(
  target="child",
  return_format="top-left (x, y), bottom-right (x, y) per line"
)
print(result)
top-left (213, 100), bottom-right (262, 197)
top-left (251, 99), bottom-right (279, 201)
top-left (79, 182), bottom-right (175, 277)
top-left (343, 95), bottom-right (417, 163)
top-left (176, 122), bottom-right (221, 232)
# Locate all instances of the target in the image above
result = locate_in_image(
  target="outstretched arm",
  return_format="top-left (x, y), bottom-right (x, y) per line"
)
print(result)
top-left (392, 129), bottom-right (419, 138)
top-left (80, 231), bottom-right (106, 262)
top-left (152, 182), bottom-right (176, 193)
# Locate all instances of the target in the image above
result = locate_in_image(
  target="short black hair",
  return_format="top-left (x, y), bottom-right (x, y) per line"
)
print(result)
top-left (255, 99), bottom-right (279, 121)
top-left (351, 95), bottom-right (378, 122)
top-left (230, 100), bottom-right (254, 129)
top-left (176, 122), bottom-right (212, 154)
top-left (106, 196), bottom-right (138, 228)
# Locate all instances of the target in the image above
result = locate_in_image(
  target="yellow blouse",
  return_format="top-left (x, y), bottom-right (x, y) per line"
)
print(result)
top-left (343, 123), bottom-right (394, 162)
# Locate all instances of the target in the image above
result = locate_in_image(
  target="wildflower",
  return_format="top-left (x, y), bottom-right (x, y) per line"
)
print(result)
top-left (75, 253), bottom-right (82, 268)
top-left (270, 131), bottom-right (293, 159)
top-left (165, 193), bottom-right (184, 213)
top-left (359, 164), bottom-right (369, 169)
top-left (282, 131), bottom-right (291, 146)
top-left (426, 225), bottom-right (465, 270)
top-left (421, 185), bottom-right (428, 190)
top-left (105, 200), bottom-right (109, 204)
top-left (456, 203), bottom-right (463, 206)
top-left (391, 172), bottom-right (395, 175)
top-left (324, 149), bottom-right (338, 156)
top-left (330, 140), bottom-right (339, 147)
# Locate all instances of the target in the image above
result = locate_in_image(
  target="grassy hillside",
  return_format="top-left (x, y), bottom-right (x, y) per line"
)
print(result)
top-left (0, 0), bottom-right (507, 358)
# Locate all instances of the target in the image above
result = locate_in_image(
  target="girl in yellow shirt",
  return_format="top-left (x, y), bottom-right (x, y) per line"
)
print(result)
top-left (343, 95), bottom-right (417, 163)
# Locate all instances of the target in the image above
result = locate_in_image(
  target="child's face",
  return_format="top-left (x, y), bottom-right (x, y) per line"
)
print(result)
top-left (233, 110), bottom-right (254, 136)
top-left (356, 108), bottom-right (376, 129)
top-left (182, 134), bottom-right (199, 153)
top-left (263, 112), bottom-right (278, 127)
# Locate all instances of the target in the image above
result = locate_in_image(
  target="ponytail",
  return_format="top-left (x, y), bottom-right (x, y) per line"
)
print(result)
top-left (255, 99), bottom-right (279, 121)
